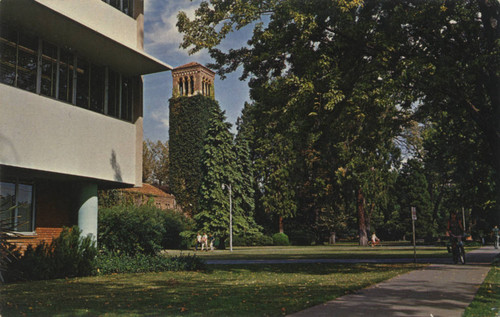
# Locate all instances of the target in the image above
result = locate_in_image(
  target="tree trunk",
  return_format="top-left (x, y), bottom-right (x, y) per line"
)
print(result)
top-left (279, 216), bottom-right (284, 233)
top-left (358, 188), bottom-right (368, 246)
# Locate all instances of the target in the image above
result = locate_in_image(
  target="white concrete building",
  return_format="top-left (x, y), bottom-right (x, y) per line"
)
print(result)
top-left (0, 0), bottom-right (171, 247)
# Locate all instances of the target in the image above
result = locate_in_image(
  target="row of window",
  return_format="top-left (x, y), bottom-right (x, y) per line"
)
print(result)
top-left (102, 0), bottom-right (134, 18)
top-left (0, 181), bottom-right (34, 233)
top-left (178, 76), bottom-right (195, 96)
top-left (0, 25), bottom-right (136, 122)
top-left (177, 76), bottom-right (213, 97)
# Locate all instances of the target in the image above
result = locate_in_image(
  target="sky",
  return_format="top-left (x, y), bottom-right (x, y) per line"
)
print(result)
top-left (142, 0), bottom-right (252, 142)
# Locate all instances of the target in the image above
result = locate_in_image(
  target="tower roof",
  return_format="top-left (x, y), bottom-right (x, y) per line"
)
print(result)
top-left (173, 62), bottom-right (215, 75)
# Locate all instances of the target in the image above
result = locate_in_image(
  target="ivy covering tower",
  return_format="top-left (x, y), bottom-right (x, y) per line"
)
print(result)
top-left (169, 63), bottom-right (216, 216)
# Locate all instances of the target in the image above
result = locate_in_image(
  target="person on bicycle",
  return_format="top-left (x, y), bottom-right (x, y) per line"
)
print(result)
top-left (447, 211), bottom-right (464, 248)
top-left (371, 232), bottom-right (380, 247)
top-left (493, 226), bottom-right (499, 249)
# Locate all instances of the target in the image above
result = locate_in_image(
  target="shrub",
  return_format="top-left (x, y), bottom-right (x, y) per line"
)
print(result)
top-left (233, 232), bottom-right (273, 246)
top-left (95, 253), bottom-right (206, 275)
top-left (160, 210), bottom-right (195, 250)
top-left (8, 226), bottom-right (97, 281)
top-left (272, 233), bottom-right (290, 246)
top-left (98, 205), bottom-right (165, 255)
top-left (98, 205), bottom-right (194, 255)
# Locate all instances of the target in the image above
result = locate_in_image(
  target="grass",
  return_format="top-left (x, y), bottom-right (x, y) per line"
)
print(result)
top-left (464, 255), bottom-right (500, 317)
top-left (0, 262), bottom-right (423, 316)
top-left (165, 243), bottom-right (476, 261)
top-left (1, 243), bottom-right (484, 316)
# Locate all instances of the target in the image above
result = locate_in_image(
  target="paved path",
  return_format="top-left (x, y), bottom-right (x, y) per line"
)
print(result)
top-left (288, 246), bottom-right (499, 317)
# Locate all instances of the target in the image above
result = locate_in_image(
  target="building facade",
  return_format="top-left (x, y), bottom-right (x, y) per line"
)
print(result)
top-left (0, 0), bottom-right (171, 248)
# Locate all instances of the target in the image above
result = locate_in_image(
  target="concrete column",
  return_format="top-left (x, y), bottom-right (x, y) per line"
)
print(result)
top-left (77, 183), bottom-right (98, 241)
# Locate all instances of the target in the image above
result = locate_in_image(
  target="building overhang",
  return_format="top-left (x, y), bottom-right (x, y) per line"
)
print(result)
top-left (0, 0), bottom-right (172, 76)
top-left (0, 164), bottom-right (134, 190)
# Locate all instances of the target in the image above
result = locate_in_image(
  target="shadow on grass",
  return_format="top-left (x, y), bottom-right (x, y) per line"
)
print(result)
top-left (1, 263), bottom-right (421, 317)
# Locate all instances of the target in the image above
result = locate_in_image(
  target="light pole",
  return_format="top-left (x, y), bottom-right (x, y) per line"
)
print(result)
top-left (222, 183), bottom-right (233, 252)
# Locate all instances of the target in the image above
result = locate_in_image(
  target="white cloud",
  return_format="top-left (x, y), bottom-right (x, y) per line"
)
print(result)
top-left (151, 107), bottom-right (169, 129)
top-left (145, 0), bottom-right (199, 49)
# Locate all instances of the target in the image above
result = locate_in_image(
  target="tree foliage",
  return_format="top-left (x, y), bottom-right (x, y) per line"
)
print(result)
top-left (196, 103), bottom-right (261, 247)
top-left (143, 139), bottom-right (169, 186)
top-left (178, 0), bottom-right (500, 241)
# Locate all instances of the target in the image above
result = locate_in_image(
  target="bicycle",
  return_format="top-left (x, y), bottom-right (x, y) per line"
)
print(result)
top-left (367, 240), bottom-right (380, 247)
top-left (447, 235), bottom-right (465, 264)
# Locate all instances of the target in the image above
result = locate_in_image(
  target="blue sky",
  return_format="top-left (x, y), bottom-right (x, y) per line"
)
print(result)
top-left (142, 0), bottom-right (252, 142)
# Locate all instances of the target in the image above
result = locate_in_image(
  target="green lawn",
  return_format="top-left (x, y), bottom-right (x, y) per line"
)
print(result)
top-left (0, 263), bottom-right (422, 316)
top-left (165, 243), bottom-right (470, 261)
top-left (464, 256), bottom-right (500, 317)
top-left (1, 244), bottom-right (485, 316)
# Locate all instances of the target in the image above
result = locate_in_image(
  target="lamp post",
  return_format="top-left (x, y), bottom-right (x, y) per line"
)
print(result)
top-left (222, 183), bottom-right (233, 252)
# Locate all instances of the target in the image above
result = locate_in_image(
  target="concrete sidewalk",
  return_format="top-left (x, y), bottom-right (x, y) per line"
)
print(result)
top-left (289, 246), bottom-right (499, 317)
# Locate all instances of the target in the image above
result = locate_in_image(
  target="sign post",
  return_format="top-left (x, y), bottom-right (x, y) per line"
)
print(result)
top-left (411, 207), bottom-right (417, 264)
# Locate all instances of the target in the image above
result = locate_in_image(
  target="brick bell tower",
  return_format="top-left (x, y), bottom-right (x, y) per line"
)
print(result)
top-left (172, 62), bottom-right (215, 98)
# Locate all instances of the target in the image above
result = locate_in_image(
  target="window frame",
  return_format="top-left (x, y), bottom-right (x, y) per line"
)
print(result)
top-left (0, 24), bottom-right (138, 123)
top-left (0, 180), bottom-right (36, 234)
top-left (102, 0), bottom-right (134, 18)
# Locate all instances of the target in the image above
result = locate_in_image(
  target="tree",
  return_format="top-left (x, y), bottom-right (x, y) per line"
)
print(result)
top-left (143, 140), bottom-right (169, 186)
top-left (142, 140), bottom-right (155, 183)
top-left (403, 1), bottom-right (500, 223)
top-left (195, 104), bottom-right (260, 248)
top-left (152, 140), bottom-right (169, 186)
top-left (421, 111), bottom-right (496, 237)
top-left (233, 115), bottom-right (260, 233)
top-left (395, 160), bottom-right (435, 242)
top-left (241, 83), bottom-right (299, 234)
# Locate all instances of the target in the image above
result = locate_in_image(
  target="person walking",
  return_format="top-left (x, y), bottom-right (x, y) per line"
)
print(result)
top-left (209, 234), bottom-right (215, 251)
top-left (196, 233), bottom-right (202, 251)
top-left (202, 233), bottom-right (208, 251)
top-left (493, 226), bottom-right (499, 249)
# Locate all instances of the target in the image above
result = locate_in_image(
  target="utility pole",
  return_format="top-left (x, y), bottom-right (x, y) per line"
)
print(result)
top-left (411, 207), bottom-right (417, 264)
top-left (222, 183), bottom-right (233, 252)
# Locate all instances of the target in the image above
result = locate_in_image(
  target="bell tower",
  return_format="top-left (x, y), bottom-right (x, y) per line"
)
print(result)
top-left (172, 62), bottom-right (215, 98)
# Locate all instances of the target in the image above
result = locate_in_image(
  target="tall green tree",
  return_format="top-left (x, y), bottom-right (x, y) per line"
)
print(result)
top-left (233, 115), bottom-right (260, 233)
top-left (405, 1), bottom-right (500, 224)
top-left (196, 104), bottom-right (260, 247)
top-left (395, 159), bottom-right (435, 241)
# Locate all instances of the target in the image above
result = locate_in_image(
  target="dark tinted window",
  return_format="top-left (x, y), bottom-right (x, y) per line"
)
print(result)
top-left (0, 27), bottom-right (17, 86)
top-left (16, 33), bottom-right (38, 92)
top-left (40, 42), bottom-right (58, 97)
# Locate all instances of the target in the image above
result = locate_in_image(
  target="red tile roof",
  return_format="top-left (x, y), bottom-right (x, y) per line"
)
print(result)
top-left (173, 62), bottom-right (215, 74)
top-left (174, 62), bottom-right (201, 69)
top-left (122, 183), bottom-right (172, 198)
